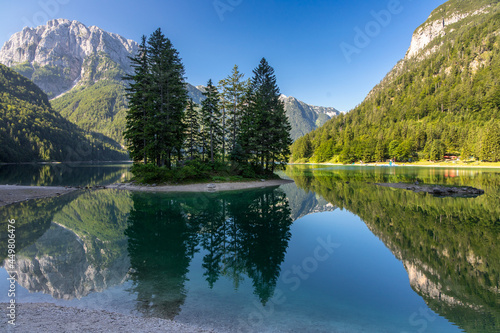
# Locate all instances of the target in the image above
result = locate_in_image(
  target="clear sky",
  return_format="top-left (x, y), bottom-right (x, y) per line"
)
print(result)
top-left (0, 0), bottom-right (447, 111)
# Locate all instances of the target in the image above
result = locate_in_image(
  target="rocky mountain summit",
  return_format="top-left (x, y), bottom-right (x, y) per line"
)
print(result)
top-left (0, 19), bottom-right (138, 98)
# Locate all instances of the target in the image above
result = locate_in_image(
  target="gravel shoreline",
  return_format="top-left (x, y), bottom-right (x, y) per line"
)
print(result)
top-left (0, 179), bottom-right (294, 207)
top-left (1, 303), bottom-right (219, 333)
top-left (107, 179), bottom-right (294, 193)
top-left (0, 185), bottom-right (76, 207)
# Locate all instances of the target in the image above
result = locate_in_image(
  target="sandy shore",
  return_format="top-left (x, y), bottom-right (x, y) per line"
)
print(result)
top-left (107, 179), bottom-right (294, 193)
top-left (0, 185), bottom-right (76, 207)
top-left (0, 303), bottom-right (218, 333)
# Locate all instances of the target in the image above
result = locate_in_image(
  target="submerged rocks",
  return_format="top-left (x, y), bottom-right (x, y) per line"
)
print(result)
top-left (374, 183), bottom-right (485, 198)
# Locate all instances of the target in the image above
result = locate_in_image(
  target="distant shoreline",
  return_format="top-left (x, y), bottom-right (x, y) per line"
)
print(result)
top-left (107, 179), bottom-right (294, 193)
top-left (289, 162), bottom-right (500, 169)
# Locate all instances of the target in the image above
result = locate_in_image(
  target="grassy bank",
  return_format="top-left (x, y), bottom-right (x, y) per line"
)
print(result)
top-left (130, 161), bottom-right (281, 185)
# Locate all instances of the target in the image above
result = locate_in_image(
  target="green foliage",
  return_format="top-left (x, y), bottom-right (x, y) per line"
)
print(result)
top-left (130, 159), bottom-right (279, 184)
top-left (239, 58), bottom-right (292, 171)
top-left (13, 52), bottom-right (131, 144)
top-left (0, 64), bottom-right (126, 162)
top-left (126, 49), bottom-right (292, 182)
top-left (184, 99), bottom-right (201, 160)
top-left (291, 7), bottom-right (500, 163)
top-left (15, 62), bottom-right (72, 99)
top-left (11, 61), bottom-right (35, 79)
top-left (124, 28), bottom-right (188, 167)
top-left (201, 79), bottom-right (223, 163)
top-left (218, 65), bottom-right (249, 159)
top-left (422, 0), bottom-right (499, 27)
top-left (52, 80), bottom-right (129, 145)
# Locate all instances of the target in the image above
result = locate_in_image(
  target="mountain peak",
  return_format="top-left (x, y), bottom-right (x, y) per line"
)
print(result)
top-left (0, 19), bottom-right (139, 97)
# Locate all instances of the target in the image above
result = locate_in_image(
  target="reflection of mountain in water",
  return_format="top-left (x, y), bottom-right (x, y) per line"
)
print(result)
top-left (0, 191), bottom-right (78, 263)
top-left (15, 222), bottom-right (129, 299)
top-left (126, 188), bottom-right (293, 319)
top-left (288, 166), bottom-right (500, 333)
top-left (8, 189), bottom-right (132, 299)
top-left (281, 182), bottom-right (337, 220)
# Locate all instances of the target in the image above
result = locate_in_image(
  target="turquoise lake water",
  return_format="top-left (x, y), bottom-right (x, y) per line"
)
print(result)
top-left (0, 164), bottom-right (498, 332)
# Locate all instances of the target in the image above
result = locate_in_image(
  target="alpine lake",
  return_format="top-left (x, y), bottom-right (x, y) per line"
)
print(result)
top-left (0, 163), bottom-right (498, 333)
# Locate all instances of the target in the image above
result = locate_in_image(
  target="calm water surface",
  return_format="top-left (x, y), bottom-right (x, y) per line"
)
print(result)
top-left (0, 164), bottom-right (498, 332)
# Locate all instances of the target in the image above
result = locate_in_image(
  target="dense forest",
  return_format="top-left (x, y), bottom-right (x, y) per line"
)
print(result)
top-left (125, 29), bottom-right (292, 182)
top-left (0, 64), bottom-right (127, 163)
top-left (291, 2), bottom-right (500, 163)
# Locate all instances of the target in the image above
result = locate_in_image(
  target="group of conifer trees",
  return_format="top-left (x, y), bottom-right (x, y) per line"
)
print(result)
top-left (124, 28), bottom-right (291, 172)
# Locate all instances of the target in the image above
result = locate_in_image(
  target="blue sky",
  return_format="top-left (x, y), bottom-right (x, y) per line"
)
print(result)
top-left (0, 0), bottom-right (447, 111)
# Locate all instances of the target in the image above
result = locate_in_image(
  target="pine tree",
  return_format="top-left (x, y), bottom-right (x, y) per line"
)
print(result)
top-left (124, 35), bottom-right (150, 163)
top-left (147, 28), bottom-right (188, 168)
top-left (184, 99), bottom-right (200, 160)
top-left (219, 65), bottom-right (249, 159)
top-left (241, 58), bottom-right (291, 171)
top-left (201, 79), bottom-right (223, 163)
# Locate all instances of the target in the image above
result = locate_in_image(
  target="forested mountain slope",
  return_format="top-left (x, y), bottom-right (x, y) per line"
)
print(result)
top-left (0, 64), bottom-right (126, 162)
top-left (291, 0), bottom-right (500, 163)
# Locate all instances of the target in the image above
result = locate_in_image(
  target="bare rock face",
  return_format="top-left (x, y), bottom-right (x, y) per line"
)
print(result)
top-left (406, 7), bottom-right (490, 59)
top-left (0, 19), bottom-right (138, 97)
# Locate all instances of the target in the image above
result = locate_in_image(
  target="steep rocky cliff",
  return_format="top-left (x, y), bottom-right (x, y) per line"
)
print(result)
top-left (406, 6), bottom-right (492, 59)
top-left (0, 18), bottom-right (138, 98)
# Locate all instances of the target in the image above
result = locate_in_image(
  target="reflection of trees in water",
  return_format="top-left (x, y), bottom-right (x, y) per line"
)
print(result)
top-left (125, 195), bottom-right (197, 319)
top-left (199, 190), bottom-right (293, 304)
top-left (288, 166), bottom-right (500, 333)
top-left (0, 163), bottom-right (131, 187)
top-left (0, 191), bottom-right (79, 262)
top-left (1, 189), bottom-right (132, 299)
top-left (125, 188), bottom-right (293, 319)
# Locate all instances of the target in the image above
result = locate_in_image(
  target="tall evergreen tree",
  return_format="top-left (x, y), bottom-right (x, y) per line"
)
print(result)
top-left (146, 28), bottom-right (188, 168)
top-left (240, 58), bottom-right (291, 171)
top-left (201, 79), bottom-right (223, 163)
top-left (184, 99), bottom-right (200, 160)
top-left (218, 65), bottom-right (249, 159)
top-left (124, 35), bottom-right (150, 163)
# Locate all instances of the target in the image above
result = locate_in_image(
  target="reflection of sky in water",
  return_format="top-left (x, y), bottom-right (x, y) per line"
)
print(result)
top-left (1, 165), bottom-right (497, 332)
